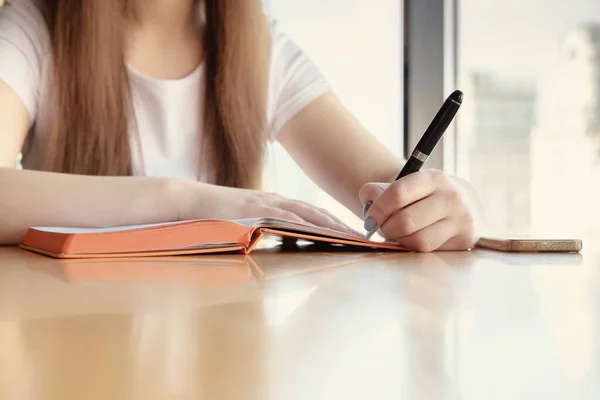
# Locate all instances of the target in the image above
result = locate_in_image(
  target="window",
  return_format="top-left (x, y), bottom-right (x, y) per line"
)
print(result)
top-left (264, 0), bottom-right (404, 230)
top-left (456, 0), bottom-right (600, 238)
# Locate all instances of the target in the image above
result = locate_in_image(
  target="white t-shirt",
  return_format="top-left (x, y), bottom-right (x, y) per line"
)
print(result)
top-left (0, 0), bottom-right (330, 180)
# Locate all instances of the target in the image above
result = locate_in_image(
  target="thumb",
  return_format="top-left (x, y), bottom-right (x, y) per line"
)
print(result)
top-left (359, 182), bottom-right (388, 216)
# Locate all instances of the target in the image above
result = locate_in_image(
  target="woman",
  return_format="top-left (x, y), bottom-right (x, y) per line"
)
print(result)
top-left (0, 0), bottom-right (481, 251)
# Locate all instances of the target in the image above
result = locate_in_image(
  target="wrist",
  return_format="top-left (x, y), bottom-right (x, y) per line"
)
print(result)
top-left (161, 178), bottom-right (194, 221)
top-left (163, 178), bottom-right (225, 221)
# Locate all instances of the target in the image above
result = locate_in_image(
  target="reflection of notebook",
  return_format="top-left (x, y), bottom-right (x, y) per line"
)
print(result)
top-left (20, 218), bottom-right (405, 259)
top-left (53, 255), bottom-right (256, 286)
top-left (49, 251), bottom-right (400, 287)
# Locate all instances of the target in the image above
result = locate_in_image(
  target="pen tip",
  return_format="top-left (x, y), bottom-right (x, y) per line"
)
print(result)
top-left (451, 90), bottom-right (464, 104)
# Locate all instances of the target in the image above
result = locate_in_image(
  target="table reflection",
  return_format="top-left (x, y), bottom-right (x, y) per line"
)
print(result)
top-left (1, 244), bottom-right (599, 400)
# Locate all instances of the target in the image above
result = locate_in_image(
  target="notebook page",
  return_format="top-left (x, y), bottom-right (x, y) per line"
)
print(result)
top-left (256, 218), bottom-right (365, 240)
top-left (31, 221), bottom-right (187, 234)
top-left (231, 218), bottom-right (263, 228)
top-left (30, 218), bottom-right (357, 237)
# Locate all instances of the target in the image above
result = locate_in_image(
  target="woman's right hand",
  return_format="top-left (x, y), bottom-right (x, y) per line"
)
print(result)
top-left (174, 180), bottom-right (358, 235)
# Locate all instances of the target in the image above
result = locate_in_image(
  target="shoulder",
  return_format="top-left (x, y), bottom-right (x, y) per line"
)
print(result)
top-left (266, 17), bottom-right (329, 88)
top-left (0, 0), bottom-right (50, 119)
top-left (267, 19), bottom-right (312, 69)
top-left (0, 0), bottom-right (49, 46)
top-left (0, 0), bottom-right (50, 67)
top-left (267, 19), bottom-right (294, 53)
top-left (264, 18), bottom-right (331, 139)
top-left (0, 0), bottom-right (50, 68)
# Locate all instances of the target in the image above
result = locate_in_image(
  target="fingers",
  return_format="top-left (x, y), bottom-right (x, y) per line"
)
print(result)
top-left (358, 170), bottom-right (477, 251)
top-left (438, 225), bottom-right (477, 251)
top-left (358, 182), bottom-right (388, 211)
top-left (268, 209), bottom-right (312, 226)
top-left (314, 206), bottom-right (361, 236)
top-left (379, 192), bottom-right (451, 239)
top-left (396, 218), bottom-right (460, 253)
top-left (297, 200), bottom-right (353, 231)
top-left (250, 193), bottom-right (355, 234)
top-left (279, 200), bottom-right (353, 234)
top-left (363, 171), bottom-right (439, 233)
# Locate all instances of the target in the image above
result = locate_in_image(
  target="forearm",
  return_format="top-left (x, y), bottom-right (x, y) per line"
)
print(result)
top-left (0, 168), bottom-right (184, 245)
top-left (278, 93), bottom-right (405, 218)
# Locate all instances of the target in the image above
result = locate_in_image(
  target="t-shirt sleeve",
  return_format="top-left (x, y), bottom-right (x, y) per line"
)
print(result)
top-left (267, 21), bottom-right (331, 141)
top-left (0, 0), bottom-right (48, 122)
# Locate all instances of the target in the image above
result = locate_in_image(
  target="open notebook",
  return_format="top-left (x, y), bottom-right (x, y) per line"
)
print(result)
top-left (20, 218), bottom-right (406, 259)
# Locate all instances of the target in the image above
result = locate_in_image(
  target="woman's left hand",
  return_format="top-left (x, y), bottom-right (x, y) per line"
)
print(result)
top-left (359, 170), bottom-right (480, 252)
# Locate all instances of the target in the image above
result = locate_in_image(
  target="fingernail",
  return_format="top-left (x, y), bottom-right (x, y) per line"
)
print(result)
top-left (362, 200), bottom-right (373, 218)
top-left (363, 216), bottom-right (378, 232)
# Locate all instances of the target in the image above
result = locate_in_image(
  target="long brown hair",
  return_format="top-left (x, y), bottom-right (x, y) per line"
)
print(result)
top-left (41, 0), bottom-right (270, 189)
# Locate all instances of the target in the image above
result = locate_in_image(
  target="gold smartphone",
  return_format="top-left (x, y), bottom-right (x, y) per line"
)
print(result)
top-left (476, 237), bottom-right (583, 253)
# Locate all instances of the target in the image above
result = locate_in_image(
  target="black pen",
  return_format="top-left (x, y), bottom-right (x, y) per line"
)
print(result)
top-left (363, 89), bottom-right (464, 239)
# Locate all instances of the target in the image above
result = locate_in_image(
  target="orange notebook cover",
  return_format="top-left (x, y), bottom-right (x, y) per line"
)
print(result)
top-left (20, 218), bottom-right (406, 259)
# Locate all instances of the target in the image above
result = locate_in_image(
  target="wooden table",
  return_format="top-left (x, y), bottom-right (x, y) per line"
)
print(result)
top-left (0, 243), bottom-right (598, 400)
